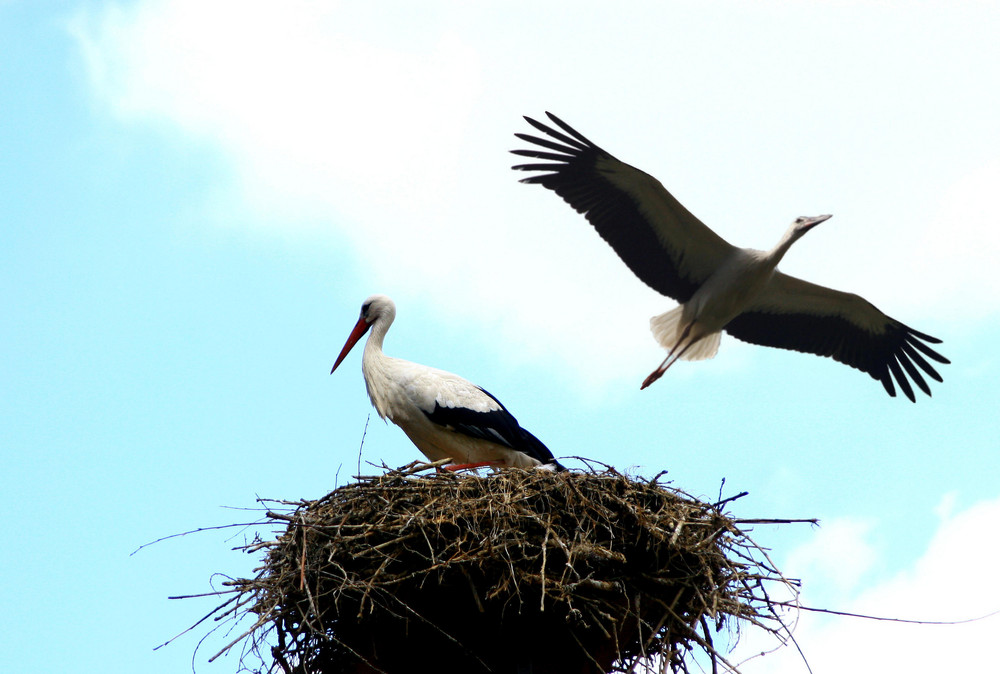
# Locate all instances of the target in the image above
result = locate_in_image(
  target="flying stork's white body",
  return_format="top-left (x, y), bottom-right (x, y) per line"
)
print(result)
top-left (647, 224), bottom-right (827, 374)
top-left (513, 113), bottom-right (949, 400)
top-left (652, 247), bottom-right (777, 362)
top-left (332, 295), bottom-right (560, 470)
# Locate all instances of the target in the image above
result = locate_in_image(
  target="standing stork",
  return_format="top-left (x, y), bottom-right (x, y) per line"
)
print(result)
top-left (331, 295), bottom-right (563, 470)
top-left (512, 113), bottom-right (948, 401)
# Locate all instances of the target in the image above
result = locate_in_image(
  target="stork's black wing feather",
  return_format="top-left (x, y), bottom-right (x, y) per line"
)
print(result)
top-left (423, 388), bottom-right (563, 468)
top-left (726, 274), bottom-right (948, 402)
top-left (512, 112), bottom-right (735, 303)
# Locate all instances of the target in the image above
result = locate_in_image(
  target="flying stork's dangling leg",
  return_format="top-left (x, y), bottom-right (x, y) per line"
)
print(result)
top-left (641, 321), bottom-right (700, 389)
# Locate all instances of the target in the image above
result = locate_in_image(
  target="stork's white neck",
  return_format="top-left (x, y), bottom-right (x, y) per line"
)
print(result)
top-left (361, 312), bottom-right (394, 419)
top-left (361, 299), bottom-right (395, 359)
top-left (764, 224), bottom-right (804, 268)
top-left (365, 314), bottom-right (390, 354)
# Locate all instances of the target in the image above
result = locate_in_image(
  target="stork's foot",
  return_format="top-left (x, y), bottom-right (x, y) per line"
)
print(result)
top-left (641, 368), bottom-right (665, 390)
top-left (444, 461), bottom-right (501, 472)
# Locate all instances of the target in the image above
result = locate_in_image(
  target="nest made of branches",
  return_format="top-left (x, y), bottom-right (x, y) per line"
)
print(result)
top-left (204, 461), bottom-right (801, 674)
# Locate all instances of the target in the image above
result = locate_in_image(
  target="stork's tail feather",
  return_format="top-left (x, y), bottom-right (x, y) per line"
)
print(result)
top-left (649, 307), bottom-right (721, 361)
top-left (519, 428), bottom-right (565, 471)
top-left (650, 306), bottom-right (685, 348)
top-left (684, 331), bottom-right (721, 361)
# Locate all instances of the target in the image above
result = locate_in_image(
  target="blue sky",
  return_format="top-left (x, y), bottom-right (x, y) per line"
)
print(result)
top-left (2, 1), bottom-right (999, 672)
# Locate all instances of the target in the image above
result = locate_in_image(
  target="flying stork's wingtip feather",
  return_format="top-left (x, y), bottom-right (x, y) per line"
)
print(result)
top-left (509, 149), bottom-right (572, 162)
top-left (900, 342), bottom-right (944, 383)
top-left (904, 325), bottom-right (944, 344)
top-left (887, 358), bottom-right (916, 402)
top-left (522, 115), bottom-right (561, 137)
top-left (897, 352), bottom-right (932, 397)
top-left (905, 334), bottom-right (950, 364)
top-left (879, 368), bottom-right (897, 398)
top-left (513, 132), bottom-right (540, 143)
top-left (520, 113), bottom-right (590, 151)
top-left (543, 111), bottom-right (593, 144)
top-left (514, 131), bottom-right (581, 155)
top-left (512, 167), bottom-right (560, 179)
top-left (544, 111), bottom-right (569, 127)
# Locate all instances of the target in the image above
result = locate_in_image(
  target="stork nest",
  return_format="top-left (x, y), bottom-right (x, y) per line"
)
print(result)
top-left (199, 461), bottom-right (801, 674)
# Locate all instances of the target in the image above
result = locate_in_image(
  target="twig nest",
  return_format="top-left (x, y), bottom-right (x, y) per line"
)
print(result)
top-left (225, 462), bottom-right (793, 673)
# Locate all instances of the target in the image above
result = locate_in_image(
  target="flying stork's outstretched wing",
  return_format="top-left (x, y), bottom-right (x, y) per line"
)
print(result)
top-left (726, 273), bottom-right (949, 401)
top-left (512, 112), bottom-right (736, 303)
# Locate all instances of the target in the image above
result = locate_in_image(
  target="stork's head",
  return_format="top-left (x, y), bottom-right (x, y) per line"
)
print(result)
top-left (790, 214), bottom-right (832, 239)
top-left (769, 214), bottom-right (832, 263)
top-left (331, 294), bottom-right (396, 373)
top-left (358, 294), bottom-right (396, 325)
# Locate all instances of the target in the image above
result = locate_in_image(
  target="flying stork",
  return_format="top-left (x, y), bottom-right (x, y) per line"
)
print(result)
top-left (331, 295), bottom-right (563, 470)
top-left (512, 113), bottom-right (948, 401)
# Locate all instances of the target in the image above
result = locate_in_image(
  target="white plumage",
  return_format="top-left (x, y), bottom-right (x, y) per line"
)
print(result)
top-left (512, 113), bottom-right (948, 401)
top-left (331, 295), bottom-right (562, 469)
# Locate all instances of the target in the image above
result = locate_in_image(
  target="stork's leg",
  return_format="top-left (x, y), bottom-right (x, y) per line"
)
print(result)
top-left (444, 461), bottom-right (502, 472)
top-left (641, 345), bottom-right (692, 388)
top-left (641, 322), bottom-right (698, 389)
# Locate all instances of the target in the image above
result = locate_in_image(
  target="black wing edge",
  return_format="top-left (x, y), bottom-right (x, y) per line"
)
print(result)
top-left (517, 427), bottom-right (566, 471)
top-left (425, 388), bottom-right (564, 470)
top-left (724, 312), bottom-right (949, 402)
top-left (511, 112), bottom-right (700, 301)
top-left (510, 112), bottom-right (606, 187)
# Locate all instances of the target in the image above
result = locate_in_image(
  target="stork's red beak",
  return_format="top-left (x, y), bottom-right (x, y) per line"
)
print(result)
top-left (331, 316), bottom-right (371, 374)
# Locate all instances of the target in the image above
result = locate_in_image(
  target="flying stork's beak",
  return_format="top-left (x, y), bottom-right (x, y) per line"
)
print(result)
top-left (802, 214), bottom-right (833, 231)
top-left (331, 316), bottom-right (371, 374)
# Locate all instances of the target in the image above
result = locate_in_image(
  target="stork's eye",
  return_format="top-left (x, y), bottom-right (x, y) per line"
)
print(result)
top-left (361, 302), bottom-right (372, 316)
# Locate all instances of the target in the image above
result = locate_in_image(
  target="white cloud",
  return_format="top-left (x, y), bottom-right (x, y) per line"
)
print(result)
top-left (734, 495), bottom-right (1000, 673)
top-left (67, 0), bottom-right (670, 388)
top-left (68, 0), bottom-right (1000, 389)
top-left (69, 0), bottom-right (481, 190)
